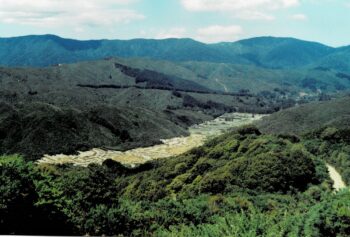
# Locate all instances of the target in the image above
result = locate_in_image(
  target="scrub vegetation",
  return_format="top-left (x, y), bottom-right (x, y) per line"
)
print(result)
top-left (1, 125), bottom-right (349, 236)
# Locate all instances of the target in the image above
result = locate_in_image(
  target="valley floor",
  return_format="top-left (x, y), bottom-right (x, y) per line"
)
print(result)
top-left (38, 113), bottom-right (264, 166)
top-left (37, 111), bottom-right (349, 193)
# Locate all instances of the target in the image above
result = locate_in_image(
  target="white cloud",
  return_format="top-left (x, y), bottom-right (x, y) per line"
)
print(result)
top-left (290, 14), bottom-right (308, 20)
top-left (155, 28), bottom-right (188, 39)
top-left (152, 25), bottom-right (243, 43)
top-left (195, 25), bottom-right (243, 43)
top-left (180, 0), bottom-right (299, 20)
top-left (181, 0), bottom-right (299, 11)
top-left (0, 0), bottom-right (144, 28)
top-left (235, 11), bottom-right (275, 21)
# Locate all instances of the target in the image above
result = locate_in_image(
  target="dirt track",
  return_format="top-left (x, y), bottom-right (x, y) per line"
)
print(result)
top-left (327, 164), bottom-right (346, 191)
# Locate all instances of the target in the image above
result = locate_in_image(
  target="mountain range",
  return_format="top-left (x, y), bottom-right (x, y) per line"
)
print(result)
top-left (1, 34), bottom-right (350, 73)
top-left (0, 57), bottom-right (284, 159)
top-left (2, 34), bottom-right (350, 236)
top-left (1, 35), bottom-right (350, 159)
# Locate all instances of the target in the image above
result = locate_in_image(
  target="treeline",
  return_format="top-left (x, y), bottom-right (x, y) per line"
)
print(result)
top-left (76, 83), bottom-right (254, 97)
top-left (76, 84), bottom-right (296, 115)
top-left (114, 63), bottom-right (211, 93)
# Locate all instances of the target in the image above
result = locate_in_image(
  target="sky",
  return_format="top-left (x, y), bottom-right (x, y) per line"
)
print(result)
top-left (0, 0), bottom-right (349, 47)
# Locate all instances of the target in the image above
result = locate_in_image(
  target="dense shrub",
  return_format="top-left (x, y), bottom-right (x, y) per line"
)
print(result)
top-left (118, 130), bottom-right (320, 199)
top-left (303, 127), bottom-right (350, 185)
top-left (0, 127), bottom-right (346, 236)
top-left (0, 155), bottom-right (72, 235)
top-left (237, 125), bottom-right (262, 136)
top-left (305, 190), bottom-right (350, 237)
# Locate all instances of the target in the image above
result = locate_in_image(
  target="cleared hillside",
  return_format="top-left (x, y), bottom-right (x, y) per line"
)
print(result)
top-left (0, 58), bottom-right (289, 113)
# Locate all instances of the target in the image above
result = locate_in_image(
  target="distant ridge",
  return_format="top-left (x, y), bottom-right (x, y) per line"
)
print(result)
top-left (1, 34), bottom-right (348, 69)
top-left (0, 34), bottom-right (244, 67)
top-left (214, 36), bottom-right (334, 68)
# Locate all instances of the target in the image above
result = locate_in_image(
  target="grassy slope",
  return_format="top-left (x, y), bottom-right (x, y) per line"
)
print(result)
top-left (0, 58), bottom-right (265, 104)
top-left (114, 57), bottom-right (350, 94)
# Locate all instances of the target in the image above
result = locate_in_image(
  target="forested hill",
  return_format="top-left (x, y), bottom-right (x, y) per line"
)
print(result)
top-left (1, 34), bottom-right (348, 71)
top-left (2, 124), bottom-right (350, 236)
top-left (0, 58), bottom-right (285, 160)
top-left (257, 95), bottom-right (350, 135)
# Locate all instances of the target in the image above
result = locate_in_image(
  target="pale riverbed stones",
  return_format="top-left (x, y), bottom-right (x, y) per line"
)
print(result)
top-left (38, 113), bottom-right (264, 167)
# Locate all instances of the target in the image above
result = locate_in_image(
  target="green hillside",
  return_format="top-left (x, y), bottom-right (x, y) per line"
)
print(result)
top-left (2, 126), bottom-right (349, 236)
top-left (312, 46), bottom-right (350, 73)
top-left (0, 35), bottom-right (246, 67)
top-left (1, 58), bottom-right (288, 160)
top-left (212, 36), bottom-right (334, 68)
top-left (0, 102), bottom-right (190, 160)
top-left (66, 57), bottom-right (350, 95)
top-left (1, 35), bottom-right (350, 237)
top-left (257, 95), bottom-right (350, 189)
top-left (2, 57), bottom-right (350, 160)
top-left (257, 95), bottom-right (350, 135)
top-left (0, 34), bottom-right (343, 69)
top-left (2, 35), bottom-right (350, 97)
top-left (176, 61), bottom-right (350, 94)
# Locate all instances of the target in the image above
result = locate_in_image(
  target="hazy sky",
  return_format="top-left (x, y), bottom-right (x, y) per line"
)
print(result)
top-left (0, 0), bottom-right (349, 46)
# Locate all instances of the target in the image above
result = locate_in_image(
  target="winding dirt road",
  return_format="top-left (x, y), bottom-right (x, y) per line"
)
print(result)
top-left (326, 164), bottom-right (346, 192)
top-left (215, 78), bottom-right (229, 93)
